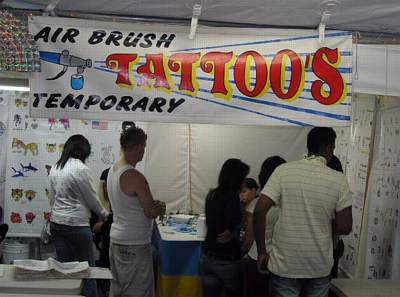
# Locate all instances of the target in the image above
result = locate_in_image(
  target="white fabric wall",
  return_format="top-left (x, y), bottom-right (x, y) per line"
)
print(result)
top-left (144, 123), bottom-right (189, 213)
top-left (353, 44), bottom-right (400, 97)
top-left (190, 125), bottom-right (310, 213)
top-left (144, 123), bottom-right (311, 214)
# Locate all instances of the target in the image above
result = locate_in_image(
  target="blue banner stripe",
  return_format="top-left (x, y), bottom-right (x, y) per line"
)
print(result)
top-left (220, 90), bottom-right (351, 121)
top-left (94, 66), bottom-right (348, 124)
top-left (92, 68), bottom-right (310, 125)
top-left (94, 66), bottom-right (119, 74)
top-left (263, 51), bottom-right (352, 58)
top-left (172, 31), bottom-right (352, 52)
top-left (298, 95), bottom-right (350, 106)
top-left (172, 90), bottom-right (311, 126)
top-left (95, 51), bottom-right (352, 64)
top-left (93, 67), bottom-right (351, 108)
top-left (97, 62), bottom-right (352, 75)
top-left (169, 74), bottom-right (351, 105)
top-left (95, 50), bottom-right (352, 65)
top-left (95, 65), bottom-right (353, 87)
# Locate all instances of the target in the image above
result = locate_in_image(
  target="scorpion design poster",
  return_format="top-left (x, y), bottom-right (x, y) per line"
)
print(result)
top-left (29, 16), bottom-right (352, 127)
top-left (4, 91), bottom-right (144, 237)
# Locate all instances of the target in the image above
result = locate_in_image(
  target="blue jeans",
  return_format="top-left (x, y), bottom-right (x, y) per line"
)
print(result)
top-left (51, 222), bottom-right (98, 297)
top-left (200, 255), bottom-right (243, 297)
top-left (271, 273), bottom-right (330, 297)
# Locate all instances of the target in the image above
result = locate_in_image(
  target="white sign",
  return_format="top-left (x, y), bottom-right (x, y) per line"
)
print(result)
top-left (29, 17), bottom-right (352, 126)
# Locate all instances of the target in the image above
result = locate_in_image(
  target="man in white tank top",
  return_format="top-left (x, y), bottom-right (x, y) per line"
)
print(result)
top-left (108, 126), bottom-right (162, 297)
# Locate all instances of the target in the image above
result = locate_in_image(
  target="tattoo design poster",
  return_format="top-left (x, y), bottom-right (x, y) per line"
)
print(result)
top-left (364, 106), bottom-right (400, 279)
top-left (4, 91), bottom-right (137, 236)
top-left (339, 94), bottom-right (376, 277)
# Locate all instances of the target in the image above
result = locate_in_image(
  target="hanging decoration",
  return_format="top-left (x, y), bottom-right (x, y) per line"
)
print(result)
top-left (0, 10), bottom-right (41, 72)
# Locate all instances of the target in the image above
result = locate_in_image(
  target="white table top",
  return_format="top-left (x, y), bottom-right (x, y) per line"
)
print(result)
top-left (0, 293), bottom-right (82, 297)
top-left (0, 265), bottom-right (82, 295)
top-left (331, 278), bottom-right (400, 297)
top-left (157, 216), bottom-right (205, 242)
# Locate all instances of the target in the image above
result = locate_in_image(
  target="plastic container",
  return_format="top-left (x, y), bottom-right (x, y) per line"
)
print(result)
top-left (196, 215), bottom-right (207, 238)
top-left (169, 214), bottom-right (193, 224)
top-left (2, 240), bottom-right (30, 264)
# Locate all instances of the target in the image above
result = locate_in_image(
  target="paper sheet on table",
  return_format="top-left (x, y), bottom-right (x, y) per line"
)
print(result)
top-left (14, 258), bottom-right (89, 274)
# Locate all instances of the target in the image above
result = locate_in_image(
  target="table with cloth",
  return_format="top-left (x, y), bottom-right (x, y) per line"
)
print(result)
top-left (155, 214), bottom-right (205, 297)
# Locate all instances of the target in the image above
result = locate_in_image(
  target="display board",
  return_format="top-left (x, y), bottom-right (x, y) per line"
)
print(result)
top-left (333, 126), bottom-right (350, 172)
top-left (364, 106), bottom-right (400, 279)
top-left (4, 91), bottom-right (142, 237)
top-left (339, 94), bottom-right (376, 277)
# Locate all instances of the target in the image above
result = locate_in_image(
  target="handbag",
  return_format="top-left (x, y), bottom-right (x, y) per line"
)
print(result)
top-left (40, 220), bottom-right (52, 245)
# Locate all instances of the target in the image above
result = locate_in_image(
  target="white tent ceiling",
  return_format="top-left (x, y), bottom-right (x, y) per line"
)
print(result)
top-left (2, 0), bottom-right (400, 36)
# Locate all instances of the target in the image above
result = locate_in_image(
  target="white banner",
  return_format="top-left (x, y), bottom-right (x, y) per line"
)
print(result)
top-left (29, 17), bottom-right (352, 127)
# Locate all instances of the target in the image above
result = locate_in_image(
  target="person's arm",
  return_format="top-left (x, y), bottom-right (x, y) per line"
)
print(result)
top-left (333, 175), bottom-right (353, 235)
top-left (48, 178), bottom-right (56, 207)
top-left (75, 167), bottom-right (109, 220)
top-left (97, 180), bottom-right (110, 213)
top-left (254, 195), bottom-right (274, 255)
top-left (254, 168), bottom-right (281, 272)
top-left (120, 169), bottom-right (161, 218)
top-left (334, 206), bottom-right (352, 235)
top-left (241, 211), bottom-right (254, 253)
top-left (254, 195), bottom-right (275, 272)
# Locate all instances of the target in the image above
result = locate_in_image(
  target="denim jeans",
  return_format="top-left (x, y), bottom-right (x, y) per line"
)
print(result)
top-left (271, 273), bottom-right (330, 297)
top-left (245, 257), bottom-right (271, 297)
top-left (50, 222), bottom-right (98, 297)
top-left (200, 255), bottom-right (243, 297)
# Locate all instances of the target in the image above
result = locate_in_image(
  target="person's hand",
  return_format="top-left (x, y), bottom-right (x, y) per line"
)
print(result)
top-left (151, 200), bottom-right (162, 217)
top-left (93, 221), bottom-right (104, 234)
top-left (257, 252), bottom-right (270, 274)
top-left (217, 229), bottom-right (235, 243)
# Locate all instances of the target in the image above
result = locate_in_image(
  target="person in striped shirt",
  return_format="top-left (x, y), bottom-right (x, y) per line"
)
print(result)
top-left (254, 127), bottom-right (352, 297)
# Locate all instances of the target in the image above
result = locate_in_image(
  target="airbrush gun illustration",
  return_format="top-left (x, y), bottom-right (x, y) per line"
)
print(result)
top-left (39, 50), bottom-right (92, 90)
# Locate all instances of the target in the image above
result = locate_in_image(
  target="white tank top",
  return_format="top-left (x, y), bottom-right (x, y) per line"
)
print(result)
top-left (108, 164), bottom-right (153, 245)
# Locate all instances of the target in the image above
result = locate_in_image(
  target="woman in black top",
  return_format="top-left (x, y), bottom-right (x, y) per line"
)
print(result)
top-left (201, 158), bottom-right (249, 297)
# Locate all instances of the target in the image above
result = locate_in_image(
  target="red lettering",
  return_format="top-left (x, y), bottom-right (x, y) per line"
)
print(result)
top-left (200, 52), bottom-right (234, 99)
top-left (168, 53), bottom-right (201, 93)
top-left (137, 53), bottom-right (172, 89)
top-left (105, 54), bottom-right (138, 87)
top-left (270, 49), bottom-right (304, 101)
top-left (311, 47), bottom-right (346, 105)
top-left (234, 51), bottom-right (269, 97)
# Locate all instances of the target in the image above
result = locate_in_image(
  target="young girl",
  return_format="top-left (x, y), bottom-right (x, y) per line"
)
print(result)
top-left (242, 156), bottom-right (286, 297)
top-left (49, 135), bottom-right (109, 297)
top-left (240, 178), bottom-right (259, 249)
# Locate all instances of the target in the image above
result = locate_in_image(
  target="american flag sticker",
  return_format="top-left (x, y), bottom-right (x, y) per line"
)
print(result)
top-left (92, 120), bottom-right (108, 130)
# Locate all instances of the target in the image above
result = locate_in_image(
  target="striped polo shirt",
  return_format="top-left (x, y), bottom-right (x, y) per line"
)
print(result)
top-left (261, 156), bottom-right (352, 278)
